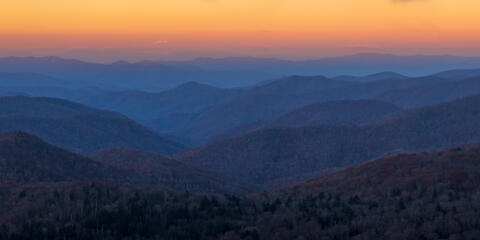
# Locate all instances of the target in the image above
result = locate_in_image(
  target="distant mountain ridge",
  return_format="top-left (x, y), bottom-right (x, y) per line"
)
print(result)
top-left (2, 54), bottom-right (480, 91)
top-left (333, 71), bottom-right (408, 82)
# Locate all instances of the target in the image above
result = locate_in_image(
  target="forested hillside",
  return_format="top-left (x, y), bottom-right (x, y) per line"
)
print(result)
top-left (2, 144), bottom-right (480, 239)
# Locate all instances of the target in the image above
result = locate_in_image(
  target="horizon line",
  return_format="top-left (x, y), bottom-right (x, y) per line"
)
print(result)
top-left (2, 52), bottom-right (480, 65)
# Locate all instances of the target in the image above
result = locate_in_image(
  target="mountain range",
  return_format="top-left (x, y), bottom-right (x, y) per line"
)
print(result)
top-left (177, 94), bottom-right (480, 188)
top-left (2, 54), bottom-right (480, 91)
top-left (2, 55), bottom-right (480, 239)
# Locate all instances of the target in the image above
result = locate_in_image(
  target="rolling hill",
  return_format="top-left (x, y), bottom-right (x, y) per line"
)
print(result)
top-left (0, 131), bottom-right (129, 184)
top-left (177, 94), bottom-right (480, 187)
top-left (0, 131), bottom-right (249, 194)
top-left (81, 81), bottom-right (244, 121)
top-left (213, 100), bottom-right (401, 140)
top-left (146, 76), bottom-right (356, 145)
top-left (147, 73), bottom-right (473, 145)
top-left (376, 76), bottom-right (480, 108)
top-left (0, 96), bottom-right (184, 154)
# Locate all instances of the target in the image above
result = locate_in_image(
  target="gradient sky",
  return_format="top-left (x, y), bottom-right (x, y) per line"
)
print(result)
top-left (1, 0), bottom-right (480, 62)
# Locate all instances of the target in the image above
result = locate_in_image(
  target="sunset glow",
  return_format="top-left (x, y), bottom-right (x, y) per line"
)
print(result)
top-left (1, 0), bottom-right (480, 61)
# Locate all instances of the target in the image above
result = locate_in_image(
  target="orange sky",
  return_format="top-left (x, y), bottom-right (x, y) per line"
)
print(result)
top-left (1, 0), bottom-right (480, 62)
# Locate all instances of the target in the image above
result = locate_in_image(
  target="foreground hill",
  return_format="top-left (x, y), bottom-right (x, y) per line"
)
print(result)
top-left (90, 148), bottom-right (253, 194)
top-left (0, 131), bottom-right (128, 184)
top-left (0, 131), bottom-right (248, 194)
top-left (1, 144), bottom-right (480, 239)
top-left (0, 96), bottom-right (184, 154)
top-left (178, 94), bottom-right (480, 187)
top-left (249, 143), bottom-right (480, 239)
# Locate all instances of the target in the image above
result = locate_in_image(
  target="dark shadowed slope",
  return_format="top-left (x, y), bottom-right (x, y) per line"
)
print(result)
top-left (82, 81), bottom-right (244, 121)
top-left (0, 131), bottom-right (247, 193)
top-left (0, 131), bottom-right (127, 183)
top-left (2, 143), bottom-right (480, 239)
top-left (0, 96), bottom-right (185, 154)
top-left (213, 100), bottom-right (401, 140)
top-left (0, 96), bottom-right (121, 118)
top-left (248, 144), bottom-right (480, 239)
top-left (90, 148), bottom-right (254, 194)
top-left (178, 94), bottom-right (480, 187)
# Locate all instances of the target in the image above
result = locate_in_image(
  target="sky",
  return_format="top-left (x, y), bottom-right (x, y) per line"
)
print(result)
top-left (1, 0), bottom-right (480, 62)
